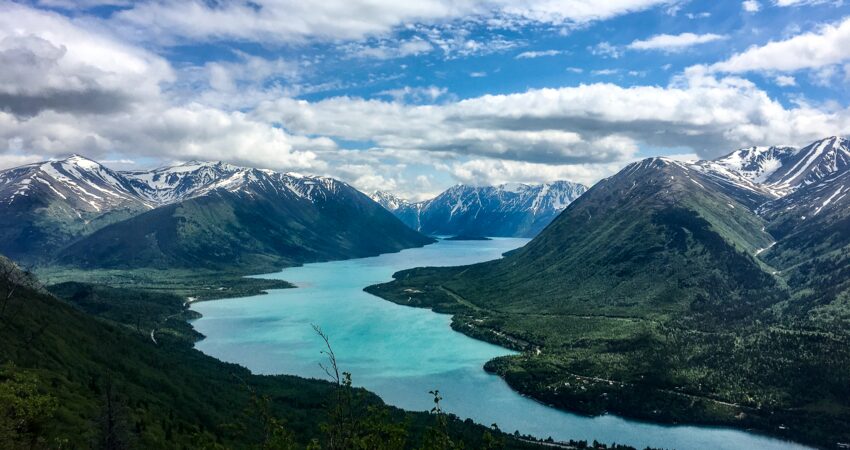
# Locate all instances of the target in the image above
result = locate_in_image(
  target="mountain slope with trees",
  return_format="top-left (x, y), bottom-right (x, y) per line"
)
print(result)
top-left (367, 138), bottom-right (850, 448)
top-left (0, 255), bottom-right (572, 450)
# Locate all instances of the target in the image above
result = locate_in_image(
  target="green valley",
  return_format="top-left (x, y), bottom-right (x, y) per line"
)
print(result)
top-left (2, 256), bottom-right (611, 450)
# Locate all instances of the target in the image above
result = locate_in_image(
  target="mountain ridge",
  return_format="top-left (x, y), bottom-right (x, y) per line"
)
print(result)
top-left (372, 180), bottom-right (587, 238)
top-left (0, 156), bottom-right (434, 269)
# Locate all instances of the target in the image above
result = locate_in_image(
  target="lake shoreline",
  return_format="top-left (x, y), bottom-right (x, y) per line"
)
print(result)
top-left (364, 271), bottom-right (821, 450)
top-left (192, 239), bottom-right (815, 450)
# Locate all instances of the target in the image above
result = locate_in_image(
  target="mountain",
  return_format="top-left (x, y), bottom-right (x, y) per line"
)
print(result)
top-left (761, 136), bottom-right (850, 193)
top-left (373, 158), bottom-right (778, 320)
top-left (697, 137), bottom-right (850, 198)
top-left (758, 167), bottom-right (850, 318)
top-left (692, 147), bottom-right (793, 205)
top-left (122, 160), bottom-right (248, 204)
top-left (0, 155), bottom-right (154, 263)
top-left (366, 147), bottom-right (850, 447)
top-left (373, 181), bottom-right (587, 238)
top-left (370, 190), bottom-right (423, 230)
top-left (0, 157), bottom-right (434, 271)
top-left (57, 163), bottom-right (434, 271)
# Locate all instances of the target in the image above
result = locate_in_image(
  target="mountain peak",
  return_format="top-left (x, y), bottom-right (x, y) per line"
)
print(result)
top-left (370, 191), bottom-right (412, 211)
top-left (56, 154), bottom-right (102, 170)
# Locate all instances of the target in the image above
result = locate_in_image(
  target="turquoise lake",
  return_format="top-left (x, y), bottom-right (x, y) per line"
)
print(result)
top-left (191, 238), bottom-right (811, 450)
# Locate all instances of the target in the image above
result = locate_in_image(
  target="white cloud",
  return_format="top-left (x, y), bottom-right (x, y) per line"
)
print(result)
top-left (0, 4), bottom-right (326, 172)
top-left (627, 32), bottom-right (727, 52)
top-left (743, 1), bottom-right (761, 12)
top-left (0, 2), bottom-right (173, 116)
top-left (774, 0), bottom-right (841, 6)
top-left (589, 41), bottom-right (622, 58)
top-left (0, 105), bottom-right (331, 171)
top-left (376, 86), bottom-right (449, 103)
top-left (591, 69), bottom-right (619, 75)
top-left (775, 74), bottom-right (797, 86)
top-left (36, 0), bottom-right (132, 9)
top-left (709, 16), bottom-right (850, 73)
top-left (345, 37), bottom-right (434, 60)
top-left (255, 70), bottom-right (850, 176)
top-left (515, 49), bottom-right (565, 59)
top-left (449, 158), bottom-right (627, 187)
top-left (110, 0), bottom-right (673, 45)
top-left (0, 152), bottom-right (43, 170)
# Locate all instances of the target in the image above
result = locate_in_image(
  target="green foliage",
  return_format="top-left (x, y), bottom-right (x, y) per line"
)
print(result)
top-left (0, 364), bottom-right (58, 449)
top-left (419, 390), bottom-right (463, 450)
top-left (0, 271), bottom-right (556, 450)
top-left (39, 266), bottom-right (294, 301)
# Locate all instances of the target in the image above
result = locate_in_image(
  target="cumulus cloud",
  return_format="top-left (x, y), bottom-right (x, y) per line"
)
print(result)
top-left (255, 70), bottom-right (850, 171)
top-left (450, 158), bottom-right (631, 187)
top-left (0, 4), bottom-right (327, 173)
top-left (0, 105), bottom-right (331, 170)
top-left (709, 16), bottom-right (850, 73)
top-left (0, 151), bottom-right (43, 170)
top-left (627, 33), bottom-right (727, 52)
top-left (0, 2), bottom-right (173, 116)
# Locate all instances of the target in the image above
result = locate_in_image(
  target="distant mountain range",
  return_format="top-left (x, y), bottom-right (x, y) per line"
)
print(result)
top-left (367, 136), bottom-right (850, 448)
top-left (0, 156), bottom-right (432, 270)
top-left (371, 181), bottom-right (588, 238)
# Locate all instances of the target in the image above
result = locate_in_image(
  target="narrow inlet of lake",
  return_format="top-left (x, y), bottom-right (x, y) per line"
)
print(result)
top-left (191, 238), bottom-right (811, 450)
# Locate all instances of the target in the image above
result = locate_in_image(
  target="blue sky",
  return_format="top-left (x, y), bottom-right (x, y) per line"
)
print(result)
top-left (2, 0), bottom-right (850, 199)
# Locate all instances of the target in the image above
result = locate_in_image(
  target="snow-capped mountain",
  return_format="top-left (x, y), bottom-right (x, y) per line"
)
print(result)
top-left (370, 191), bottom-right (424, 230)
top-left (761, 166), bottom-right (850, 240)
top-left (763, 136), bottom-right (850, 192)
top-left (0, 155), bottom-right (155, 262)
top-left (125, 160), bottom-right (352, 205)
top-left (374, 180), bottom-right (587, 238)
top-left (123, 161), bottom-right (245, 204)
top-left (713, 146), bottom-right (797, 184)
top-left (0, 156), bottom-right (426, 264)
top-left (696, 137), bottom-right (850, 199)
top-left (57, 162), bottom-right (432, 271)
top-left (370, 191), bottom-right (413, 212)
top-left (0, 157), bottom-right (358, 223)
top-left (0, 154), bottom-right (153, 212)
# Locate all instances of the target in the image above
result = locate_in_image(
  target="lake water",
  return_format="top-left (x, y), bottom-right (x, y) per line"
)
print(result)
top-left (192, 238), bottom-right (811, 450)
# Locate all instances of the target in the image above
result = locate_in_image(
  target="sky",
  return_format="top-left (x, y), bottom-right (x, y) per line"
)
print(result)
top-left (1, 0), bottom-right (850, 200)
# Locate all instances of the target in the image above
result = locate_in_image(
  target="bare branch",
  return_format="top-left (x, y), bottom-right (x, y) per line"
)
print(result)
top-left (312, 324), bottom-right (341, 386)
